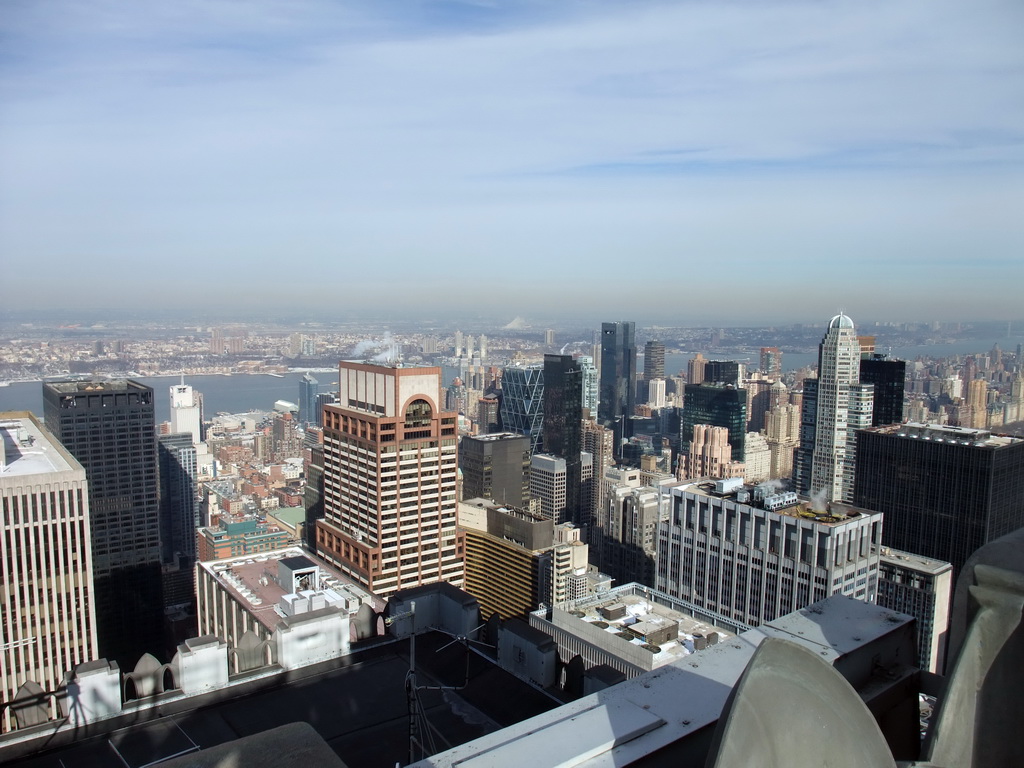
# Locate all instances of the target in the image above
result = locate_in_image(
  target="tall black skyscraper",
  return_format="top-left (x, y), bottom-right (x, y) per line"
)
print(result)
top-left (703, 360), bottom-right (742, 387)
top-left (43, 380), bottom-right (165, 666)
top-left (680, 383), bottom-right (748, 461)
top-left (460, 432), bottom-right (531, 508)
top-left (599, 321), bottom-right (636, 427)
top-left (854, 423), bottom-right (1024, 576)
top-left (544, 354), bottom-right (584, 526)
top-left (859, 354), bottom-right (906, 426)
top-left (643, 340), bottom-right (665, 380)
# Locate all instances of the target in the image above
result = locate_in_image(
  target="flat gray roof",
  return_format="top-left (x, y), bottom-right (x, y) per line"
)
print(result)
top-left (0, 412), bottom-right (80, 478)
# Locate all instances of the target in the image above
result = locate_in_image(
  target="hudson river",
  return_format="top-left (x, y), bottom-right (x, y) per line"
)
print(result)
top-left (1, 335), bottom-right (1020, 422)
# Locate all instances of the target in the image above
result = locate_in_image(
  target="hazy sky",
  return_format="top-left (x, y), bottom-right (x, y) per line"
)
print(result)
top-left (2, 0), bottom-right (1022, 325)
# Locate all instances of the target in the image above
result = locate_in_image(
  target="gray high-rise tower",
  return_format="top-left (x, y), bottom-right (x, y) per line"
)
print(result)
top-left (599, 321), bottom-right (636, 427)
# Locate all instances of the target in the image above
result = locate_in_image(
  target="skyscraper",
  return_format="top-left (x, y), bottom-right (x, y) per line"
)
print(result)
top-left (578, 355), bottom-right (599, 418)
top-left (643, 340), bottom-right (665, 381)
top-left (543, 354), bottom-right (583, 526)
top-left (680, 383), bottom-right (748, 461)
top-left (795, 314), bottom-right (874, 504)
top-left (703, 360), bottom-right (742, 387)
top-left (859, 354), bottom-right (906, 426)
top-left (599, 321), bottom-right (636, 426)
top-left (0, 413), bottom-right (97, 733)
top-left (854, 422), bottom-right (1024, 577)
top-left (459, 432), bottom-right (530, 508)
top-left (760, 347), bottom-right (783, 379)
top-left (169, 380), bottom-right (201, 444)
top-left (316, 362), bottom-right (463, 596)
top-left (500, 364), bottom-right (544, 453)
top-left (298, 372), bottom-right (319, 427)
top-left (42, 380), bottom-right (164, 667)
top-left (157, 433), bottom-right (199, 565)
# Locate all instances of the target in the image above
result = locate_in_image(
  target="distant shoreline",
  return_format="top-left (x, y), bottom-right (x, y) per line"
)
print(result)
top-left (0, 368), bottom-right (340, 386)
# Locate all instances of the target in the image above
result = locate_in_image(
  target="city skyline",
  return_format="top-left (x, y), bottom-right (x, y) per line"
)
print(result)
top-left (2, 0), bottom-right (1022, 323)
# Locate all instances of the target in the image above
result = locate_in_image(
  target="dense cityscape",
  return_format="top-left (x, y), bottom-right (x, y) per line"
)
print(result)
top-left (0, 311), bottom-right (1022, 766)
top-left (2, 0), bottom-right (1021, 765)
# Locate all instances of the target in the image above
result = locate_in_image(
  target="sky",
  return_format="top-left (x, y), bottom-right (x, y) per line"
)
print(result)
top-left (1, 0), bottom-right (1022, 326)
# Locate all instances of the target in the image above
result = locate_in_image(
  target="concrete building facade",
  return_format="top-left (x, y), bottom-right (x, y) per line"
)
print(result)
top-left (316, 362), bottom-right (463, 597)
top-left (0, 414), bottom-right (98, 733)
top-left (657, 478), bottom-right (882, 626)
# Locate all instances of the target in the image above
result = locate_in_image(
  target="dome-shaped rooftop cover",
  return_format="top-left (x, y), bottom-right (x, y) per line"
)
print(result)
top-left (828, 313), bottom-right (855, 330)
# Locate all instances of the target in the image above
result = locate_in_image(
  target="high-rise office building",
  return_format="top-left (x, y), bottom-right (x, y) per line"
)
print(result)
top-left (314, 391), bottom-right (338, 429)
top-left (169, 381), bottom-right (201, 444)
top-left (688, 353), bottom-right (707, 386)
top-left (764, 403), bottom-right (801, 479)
top-left (459, 432), bottom-right (530, 508)
top-left (530, 454), bottom-right (568, 522)
top-left (703, 360), bottom-right (742, 387)
top-left (476, 396), bottom-right (500, 434)
top-left (657, 479), bottom-right (882, 626)
top-left (0, 413), bottom-right (97, 733)
top-left (543, 354), bottom-right (584, 527)
top-left (459, 499), bottom-right (588, 620)
top-left (680, 383), bottom-right (747, 461)
top-left (157, 433), bottom-right (199, 564)
top-left (643, 340), bottom-right (665, 381)
top-left (760, 347), bottom-right (783, 379)
top-left (42, 380), bottom-right (164, 667)
top-left (595, 467), bottom-right (660, 587)
top-left (875, 548), bottom-right (953, 674)
top-left (854, 422), bottom-right (1024, 576)
top-left (316, 362), bottom-right (463, 596)
top-left (500, 365), bottom-right (545, 454)
top-left (299, 373), bottom-right (319, 427)
top-left (599, 321), bottom-right (636, 426)
top-left (795, 314), bottom-right (874, 504)
top-left (581, 418), bottom-right (614, 535)
top-left (965, 379), bottom-right (988, 428)
top-left (578, 356), bottom-right (599, 418)
top-left (859, 354), bottom-right (906, 426)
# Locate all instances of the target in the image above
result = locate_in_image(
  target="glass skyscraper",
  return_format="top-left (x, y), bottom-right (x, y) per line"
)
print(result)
top-left (500, 365), bottom-right (545, 454)
top-left (599, 321), bottom-right (636, 426)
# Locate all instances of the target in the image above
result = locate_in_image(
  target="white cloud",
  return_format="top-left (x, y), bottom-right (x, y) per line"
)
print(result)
top-left (1, 0), bottom-right (1022, 320)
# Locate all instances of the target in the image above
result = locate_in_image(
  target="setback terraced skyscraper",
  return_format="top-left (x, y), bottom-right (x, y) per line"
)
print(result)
top-left (316, 362), bottom-right (463, 597)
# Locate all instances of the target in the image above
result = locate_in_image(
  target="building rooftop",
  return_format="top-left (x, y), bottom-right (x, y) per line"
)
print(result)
top-left (43, 378), bottom-right (147, 393)
top-left (880, 547), bottom-right (954, 575)
top-left (465, 431), bottom-right (528, 442)
top-left (199, 548), bottom-right (381, 632)
top-left (0, 412), bottom-right (78, 478)
top-left (556, 586), bottom-right (736, 667)
top-left (267, 506), bottom-right (306, 527)
top-left (675, 477), bottom-right (881, 525)
top-left (876, 421), bottom-right (1022, 448)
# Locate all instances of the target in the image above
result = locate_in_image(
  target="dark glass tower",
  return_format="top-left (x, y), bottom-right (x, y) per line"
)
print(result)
top-left (543, 354), bottom-right (584, 526)
top-left (43, 380), bottom-right (165, 667)
top-left (703, 360), bottom-right (741, 387)
top-left (599, 321), bottom-right (636, 427)
top-left (459, 433), bottom-right (531, 508)
top-left (859, 354), bottom-right (906, 426)
top-left (643, 340), bottom-right (665, 380)
top-left (854, 423), bottom-right (1024, 577)
top-left (680, 383), bottom-right (747, 460)
top-left (298, 372), bottom-right (319, 426)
